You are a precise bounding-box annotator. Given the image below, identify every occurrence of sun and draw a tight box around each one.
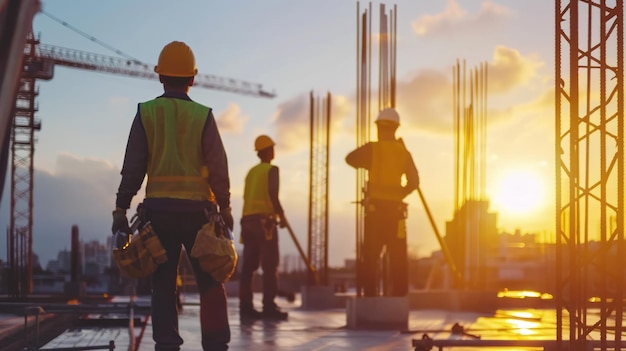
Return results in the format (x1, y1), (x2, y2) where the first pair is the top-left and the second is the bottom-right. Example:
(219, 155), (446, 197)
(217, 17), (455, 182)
(492, 170), (546, 215)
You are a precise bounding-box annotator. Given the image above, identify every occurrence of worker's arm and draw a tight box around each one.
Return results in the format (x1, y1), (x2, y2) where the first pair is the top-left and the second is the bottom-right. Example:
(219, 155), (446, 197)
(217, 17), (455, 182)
(202, 109), (231, 210)
(268, 166), (284, 216)
(115, 107), (148, 210)
(401, 152), (420, 199)
(345, 142), (372, 169)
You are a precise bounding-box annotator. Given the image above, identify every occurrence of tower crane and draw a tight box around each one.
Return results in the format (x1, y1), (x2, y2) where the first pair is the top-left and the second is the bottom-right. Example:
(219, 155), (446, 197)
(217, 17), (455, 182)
(7, 32), (276, 297)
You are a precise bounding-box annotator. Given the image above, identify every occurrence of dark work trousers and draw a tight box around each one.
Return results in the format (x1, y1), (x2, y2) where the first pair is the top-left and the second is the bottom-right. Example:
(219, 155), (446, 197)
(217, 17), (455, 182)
(147, 210), (230, 351)
(238, 216), (280, 310)
(363, 200), (408, 297)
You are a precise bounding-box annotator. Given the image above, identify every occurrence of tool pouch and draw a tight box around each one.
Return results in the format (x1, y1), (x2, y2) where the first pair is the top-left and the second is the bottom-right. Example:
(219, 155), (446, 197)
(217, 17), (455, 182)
(191, 210), (238, 283)
(112, 203), (168, 279)
(260, 215), (277, 240)
(112, 221), (168, 279)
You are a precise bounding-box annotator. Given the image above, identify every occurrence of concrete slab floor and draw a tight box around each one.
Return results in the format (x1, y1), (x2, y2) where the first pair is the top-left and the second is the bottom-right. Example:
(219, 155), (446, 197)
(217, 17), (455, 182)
(34, 293), (567, 351)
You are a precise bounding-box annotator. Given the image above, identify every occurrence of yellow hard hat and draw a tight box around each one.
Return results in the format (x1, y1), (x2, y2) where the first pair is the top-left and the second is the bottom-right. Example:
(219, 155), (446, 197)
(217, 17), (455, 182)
(375, 107), (400, 126)
(154, 41), (198, 77)
(254, 135), (275, 151)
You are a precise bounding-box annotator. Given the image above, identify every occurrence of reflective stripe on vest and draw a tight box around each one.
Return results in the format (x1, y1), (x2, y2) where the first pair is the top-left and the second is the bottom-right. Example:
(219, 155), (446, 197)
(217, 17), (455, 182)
(367, 140), (408, 202)
(242, 163), (275, 216)
(140, 98), (213, 201)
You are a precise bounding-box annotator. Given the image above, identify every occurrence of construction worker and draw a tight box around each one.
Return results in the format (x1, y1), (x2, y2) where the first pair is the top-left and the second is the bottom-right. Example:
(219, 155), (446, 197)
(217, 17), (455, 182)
(345, 107), (419, 297)
(111, 41), (232, 351)
(238, 135), (289, 321)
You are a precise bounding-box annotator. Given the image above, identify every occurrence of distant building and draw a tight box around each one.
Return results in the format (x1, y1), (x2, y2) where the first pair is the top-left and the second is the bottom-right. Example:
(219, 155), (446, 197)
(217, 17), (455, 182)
(35, 238), (114, 294)
(445, 199), (498, 290)
(82, 240), (109, 276)
(46, 249), (72, 273)
(484, 230), (552, 292)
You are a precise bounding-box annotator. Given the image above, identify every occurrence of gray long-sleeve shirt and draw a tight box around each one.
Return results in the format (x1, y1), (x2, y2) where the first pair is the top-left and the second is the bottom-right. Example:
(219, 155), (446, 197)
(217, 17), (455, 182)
(115, 91), (230, 212)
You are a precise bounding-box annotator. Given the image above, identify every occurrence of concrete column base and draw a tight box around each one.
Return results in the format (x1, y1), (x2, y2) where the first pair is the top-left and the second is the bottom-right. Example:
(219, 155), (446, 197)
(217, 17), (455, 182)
(346, 296), (408, 330)
(300, 285), (343, 310)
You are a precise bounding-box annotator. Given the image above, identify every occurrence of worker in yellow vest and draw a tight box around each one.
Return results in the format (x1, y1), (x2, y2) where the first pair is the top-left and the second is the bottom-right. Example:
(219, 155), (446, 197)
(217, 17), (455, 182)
(112, 41), (232, 350)
(238, 135), (288, 321)
(345, 107), (420, 297)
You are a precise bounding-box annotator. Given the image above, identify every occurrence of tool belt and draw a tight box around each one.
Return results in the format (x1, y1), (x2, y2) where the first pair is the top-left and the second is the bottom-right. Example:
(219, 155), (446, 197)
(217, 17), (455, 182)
(365, 199), (408, 220)
(241, 214), (277, 241)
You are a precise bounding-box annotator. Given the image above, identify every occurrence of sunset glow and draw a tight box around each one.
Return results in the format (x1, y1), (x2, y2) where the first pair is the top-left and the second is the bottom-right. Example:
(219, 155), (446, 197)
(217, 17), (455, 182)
(492, 170), (546, 216)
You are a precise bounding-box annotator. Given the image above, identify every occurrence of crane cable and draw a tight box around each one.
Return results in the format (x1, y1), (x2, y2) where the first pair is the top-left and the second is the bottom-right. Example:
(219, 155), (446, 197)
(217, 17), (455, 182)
(39, 9), (142, 64)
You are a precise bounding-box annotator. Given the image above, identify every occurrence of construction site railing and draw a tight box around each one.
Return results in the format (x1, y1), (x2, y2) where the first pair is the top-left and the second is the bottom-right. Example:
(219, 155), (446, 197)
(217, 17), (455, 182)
(34, 341), (115, 351)
(16, 301), (146, 351)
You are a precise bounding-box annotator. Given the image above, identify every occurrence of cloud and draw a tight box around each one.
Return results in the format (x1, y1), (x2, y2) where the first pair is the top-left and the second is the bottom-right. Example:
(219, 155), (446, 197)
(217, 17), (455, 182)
(489, 46), (542, 93)
(523, 87), (554, 113)
(265, 48), (544, 141)
(271, 93), (353, 153)
(412, 0), (512, 37)
(0, 154), (129, 266)
(488, 86), (554, 129)
(215, 103), (248, 134)
(392, 45), (545, 134)
(271, 94), (309, 153)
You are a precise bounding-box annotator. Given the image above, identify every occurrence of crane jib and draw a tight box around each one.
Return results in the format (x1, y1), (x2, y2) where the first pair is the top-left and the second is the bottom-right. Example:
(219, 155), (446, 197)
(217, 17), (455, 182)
(33, 43), (276, 98)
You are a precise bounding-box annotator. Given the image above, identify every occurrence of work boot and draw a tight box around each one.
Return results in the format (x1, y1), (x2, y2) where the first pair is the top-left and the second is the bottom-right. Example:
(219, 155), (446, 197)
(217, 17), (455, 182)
(262, 306), (288, 320)
(240, 305), (263, 320)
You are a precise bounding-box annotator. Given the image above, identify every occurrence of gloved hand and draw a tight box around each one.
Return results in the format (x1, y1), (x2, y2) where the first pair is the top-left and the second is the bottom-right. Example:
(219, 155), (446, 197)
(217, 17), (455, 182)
(111, 208), (131, 234)
(278, 213), (287, 228)
(220, 206), (234, 231)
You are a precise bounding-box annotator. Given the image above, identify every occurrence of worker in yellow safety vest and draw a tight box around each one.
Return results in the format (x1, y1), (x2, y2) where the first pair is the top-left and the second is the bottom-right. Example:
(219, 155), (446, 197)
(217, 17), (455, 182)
(238, 135), (289, 321)
(111, 41), (232, 350)
(345, 107), (420, 297)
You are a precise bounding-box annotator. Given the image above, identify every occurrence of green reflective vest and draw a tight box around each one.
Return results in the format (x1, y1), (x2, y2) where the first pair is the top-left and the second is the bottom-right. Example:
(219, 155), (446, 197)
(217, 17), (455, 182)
(242, 162), (275, 216)
(140, 98), (213, 201)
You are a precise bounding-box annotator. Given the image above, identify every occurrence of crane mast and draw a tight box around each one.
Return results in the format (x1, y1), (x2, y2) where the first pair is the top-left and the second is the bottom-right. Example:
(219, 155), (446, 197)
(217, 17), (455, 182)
(8, 32), (276, 297)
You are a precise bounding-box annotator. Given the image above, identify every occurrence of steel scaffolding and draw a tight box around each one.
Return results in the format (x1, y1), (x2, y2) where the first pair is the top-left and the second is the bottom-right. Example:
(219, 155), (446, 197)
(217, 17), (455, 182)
(556, 0), (625, 349)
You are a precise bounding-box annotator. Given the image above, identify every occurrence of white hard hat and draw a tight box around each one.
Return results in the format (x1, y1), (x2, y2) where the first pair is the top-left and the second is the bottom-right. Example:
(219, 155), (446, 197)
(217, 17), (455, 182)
(375, 107), (400, 126)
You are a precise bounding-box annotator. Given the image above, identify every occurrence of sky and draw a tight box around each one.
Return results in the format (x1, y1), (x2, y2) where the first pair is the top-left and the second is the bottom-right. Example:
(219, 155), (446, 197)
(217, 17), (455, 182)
(0, 0), (558, 267)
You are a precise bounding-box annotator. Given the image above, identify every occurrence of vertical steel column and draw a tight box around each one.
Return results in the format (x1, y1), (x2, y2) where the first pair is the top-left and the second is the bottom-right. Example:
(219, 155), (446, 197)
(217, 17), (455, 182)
(556, 1), (624, 349)
(449, 60), (488, 289)
(355, 2), (396, 296)
(307, 92), (331, 286)
(355, 1), (371, 297)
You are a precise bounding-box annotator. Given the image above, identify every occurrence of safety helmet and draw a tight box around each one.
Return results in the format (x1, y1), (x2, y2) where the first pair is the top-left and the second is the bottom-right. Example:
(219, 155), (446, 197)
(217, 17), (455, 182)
(254, 135), (275, 151)
(154, 41), (198, 77)
(112, 222), (168, 279)
(375, 107), (400, 126)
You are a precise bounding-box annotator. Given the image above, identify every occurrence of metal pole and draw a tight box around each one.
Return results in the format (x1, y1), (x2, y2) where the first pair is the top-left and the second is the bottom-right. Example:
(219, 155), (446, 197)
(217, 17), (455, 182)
(416, 187), (463, 287)
(283, 220), (318, 284)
